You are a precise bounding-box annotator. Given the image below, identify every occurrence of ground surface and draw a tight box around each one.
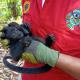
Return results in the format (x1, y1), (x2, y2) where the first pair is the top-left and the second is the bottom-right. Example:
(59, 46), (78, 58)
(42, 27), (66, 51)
(0, 44), (19, 80)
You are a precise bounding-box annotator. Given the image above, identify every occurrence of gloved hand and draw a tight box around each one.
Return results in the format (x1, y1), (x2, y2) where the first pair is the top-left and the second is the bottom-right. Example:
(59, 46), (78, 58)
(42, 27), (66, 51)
(22, 40), (59, 67)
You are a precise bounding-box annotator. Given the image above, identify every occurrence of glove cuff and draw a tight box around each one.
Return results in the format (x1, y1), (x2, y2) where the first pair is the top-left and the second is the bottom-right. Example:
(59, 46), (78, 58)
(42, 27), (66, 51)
(36, 43), (59, 67)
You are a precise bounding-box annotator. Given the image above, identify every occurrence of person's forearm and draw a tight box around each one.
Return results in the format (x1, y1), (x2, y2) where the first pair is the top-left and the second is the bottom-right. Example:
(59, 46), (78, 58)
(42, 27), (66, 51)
(56, 53), (80, 79)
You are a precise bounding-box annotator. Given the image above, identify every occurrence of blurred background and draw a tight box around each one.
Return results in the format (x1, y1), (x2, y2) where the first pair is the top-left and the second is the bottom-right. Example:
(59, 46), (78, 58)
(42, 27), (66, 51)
(0, 0), (22, 80)
(0, 0), (22, 28)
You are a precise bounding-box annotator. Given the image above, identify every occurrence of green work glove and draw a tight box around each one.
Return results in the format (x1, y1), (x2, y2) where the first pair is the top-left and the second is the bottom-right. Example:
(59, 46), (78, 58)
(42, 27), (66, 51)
(22, 40), (59, 67)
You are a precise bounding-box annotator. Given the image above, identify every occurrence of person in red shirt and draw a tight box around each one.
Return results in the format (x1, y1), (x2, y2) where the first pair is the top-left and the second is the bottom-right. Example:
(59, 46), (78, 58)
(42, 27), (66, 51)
(20, 0), (80, 80)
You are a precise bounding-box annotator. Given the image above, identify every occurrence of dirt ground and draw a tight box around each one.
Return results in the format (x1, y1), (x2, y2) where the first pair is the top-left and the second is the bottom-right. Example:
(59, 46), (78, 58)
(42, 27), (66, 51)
(0, 44), (19, 80)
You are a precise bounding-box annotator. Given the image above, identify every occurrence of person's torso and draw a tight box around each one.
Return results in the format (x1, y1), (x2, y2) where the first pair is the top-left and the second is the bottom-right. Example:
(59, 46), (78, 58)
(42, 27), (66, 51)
(22, 0), (80, 80)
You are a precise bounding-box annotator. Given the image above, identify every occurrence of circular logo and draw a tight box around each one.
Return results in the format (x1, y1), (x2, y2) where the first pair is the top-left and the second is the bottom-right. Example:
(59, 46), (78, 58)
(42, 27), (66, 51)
(23, 1), (30, 13)
(66, 9), (80, 30)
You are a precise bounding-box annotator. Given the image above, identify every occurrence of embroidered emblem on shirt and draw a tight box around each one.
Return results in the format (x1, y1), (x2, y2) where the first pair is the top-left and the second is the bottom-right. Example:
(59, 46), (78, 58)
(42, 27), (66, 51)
(66, 9), (80, 30)
(23, 1), (30, 13)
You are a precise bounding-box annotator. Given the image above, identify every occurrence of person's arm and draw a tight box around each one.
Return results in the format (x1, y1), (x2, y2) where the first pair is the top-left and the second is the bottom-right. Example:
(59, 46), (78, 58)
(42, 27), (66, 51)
(22, 40), (80, 79)
(56, 53), (80, 79)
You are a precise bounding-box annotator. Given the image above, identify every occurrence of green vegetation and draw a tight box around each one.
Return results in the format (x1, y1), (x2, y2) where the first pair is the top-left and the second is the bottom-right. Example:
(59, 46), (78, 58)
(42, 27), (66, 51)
(0, 0), (22, 26)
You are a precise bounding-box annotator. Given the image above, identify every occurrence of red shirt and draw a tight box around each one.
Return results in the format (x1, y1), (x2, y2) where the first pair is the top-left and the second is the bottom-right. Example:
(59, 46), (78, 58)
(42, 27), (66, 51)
(22, 0), (80, 80)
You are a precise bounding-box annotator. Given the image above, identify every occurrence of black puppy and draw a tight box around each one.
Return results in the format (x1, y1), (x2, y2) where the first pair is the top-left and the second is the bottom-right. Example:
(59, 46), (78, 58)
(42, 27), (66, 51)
(0, 22), (32, 61)
(1, 22), (55, 62)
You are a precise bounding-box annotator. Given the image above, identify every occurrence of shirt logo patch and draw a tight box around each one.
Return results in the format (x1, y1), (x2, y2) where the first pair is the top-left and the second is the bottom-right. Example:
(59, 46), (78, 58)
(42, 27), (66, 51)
(66, 9), (80, 30)
(23, 1), (30, 13)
